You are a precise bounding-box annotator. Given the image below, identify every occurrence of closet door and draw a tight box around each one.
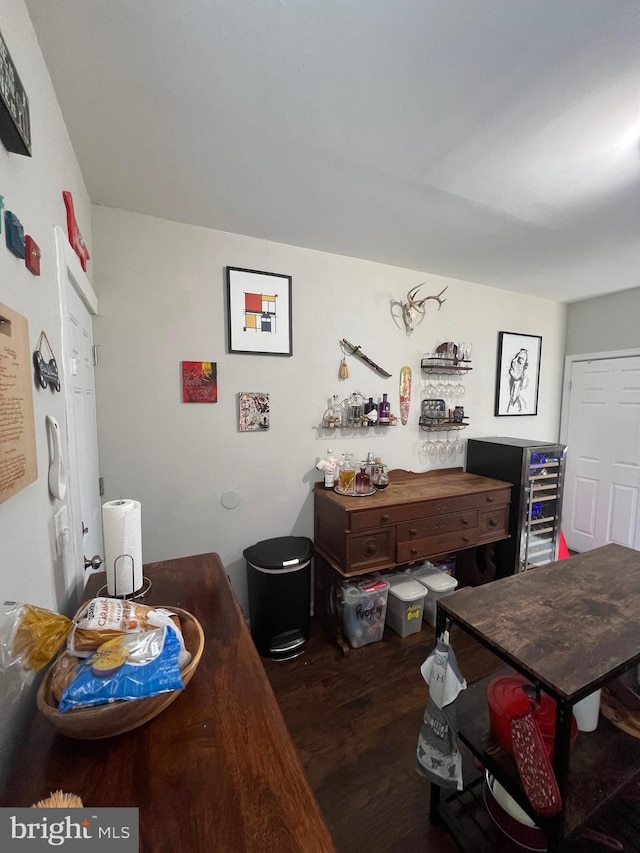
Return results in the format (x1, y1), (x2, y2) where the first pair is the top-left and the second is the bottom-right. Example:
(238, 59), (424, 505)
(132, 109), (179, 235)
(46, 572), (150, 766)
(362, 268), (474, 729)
(563, 355), (640, 552)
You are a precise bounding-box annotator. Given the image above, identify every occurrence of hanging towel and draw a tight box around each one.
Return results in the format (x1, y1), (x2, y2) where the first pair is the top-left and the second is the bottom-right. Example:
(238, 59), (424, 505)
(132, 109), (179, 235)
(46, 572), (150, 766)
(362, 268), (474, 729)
(416, 630), (467, 791)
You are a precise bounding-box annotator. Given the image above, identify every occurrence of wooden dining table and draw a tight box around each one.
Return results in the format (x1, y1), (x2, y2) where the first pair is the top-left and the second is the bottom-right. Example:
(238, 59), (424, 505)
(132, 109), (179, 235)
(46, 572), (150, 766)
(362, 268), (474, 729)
(0, 553), (336, 853)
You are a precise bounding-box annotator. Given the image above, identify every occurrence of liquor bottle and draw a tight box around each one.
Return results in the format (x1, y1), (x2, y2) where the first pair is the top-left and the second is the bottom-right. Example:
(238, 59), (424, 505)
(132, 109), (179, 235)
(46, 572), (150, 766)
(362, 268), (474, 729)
(348, 392), (362, 426)
(372, 457), (390, 489)
(324, 449), (337, 489)
(338, 453), (355, 494)
(378, 393), (390, 425)
(364, 397), (377, 415)
(355, 461), (372, 494)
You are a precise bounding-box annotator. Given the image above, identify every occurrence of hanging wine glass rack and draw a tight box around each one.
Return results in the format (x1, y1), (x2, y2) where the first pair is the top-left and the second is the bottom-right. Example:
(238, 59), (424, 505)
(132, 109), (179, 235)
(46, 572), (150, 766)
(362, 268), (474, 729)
(420, 357), (473, 376)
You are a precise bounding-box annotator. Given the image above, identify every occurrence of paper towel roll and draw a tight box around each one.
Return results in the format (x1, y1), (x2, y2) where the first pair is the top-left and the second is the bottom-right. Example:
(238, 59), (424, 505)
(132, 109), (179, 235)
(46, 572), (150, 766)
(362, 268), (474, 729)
(102, 499), (143, 596)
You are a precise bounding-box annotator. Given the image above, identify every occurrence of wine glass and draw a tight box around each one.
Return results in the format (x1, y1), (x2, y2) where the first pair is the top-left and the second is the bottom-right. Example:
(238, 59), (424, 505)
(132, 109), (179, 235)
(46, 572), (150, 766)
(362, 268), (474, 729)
(446, 430), (457, 457)
(425, 377), (437, 397)
(436, 376), (448, 398)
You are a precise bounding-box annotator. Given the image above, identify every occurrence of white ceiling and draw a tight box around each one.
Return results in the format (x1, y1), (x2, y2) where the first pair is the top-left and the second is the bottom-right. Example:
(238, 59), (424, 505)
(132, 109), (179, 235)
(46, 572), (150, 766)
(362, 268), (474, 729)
(25, 0), (640, 303)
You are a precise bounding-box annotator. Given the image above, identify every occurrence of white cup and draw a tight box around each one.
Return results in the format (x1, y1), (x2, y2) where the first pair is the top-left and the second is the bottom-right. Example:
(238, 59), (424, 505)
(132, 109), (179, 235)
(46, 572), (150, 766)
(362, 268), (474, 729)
(573, 689), (601, 732)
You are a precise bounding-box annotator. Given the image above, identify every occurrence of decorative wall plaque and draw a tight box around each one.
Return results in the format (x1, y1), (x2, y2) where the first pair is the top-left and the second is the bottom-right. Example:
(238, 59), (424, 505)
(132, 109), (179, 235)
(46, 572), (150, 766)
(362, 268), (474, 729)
(0, 302), (37, 504)
(0, 28), (31, 156)
(62, 191), (90, 270)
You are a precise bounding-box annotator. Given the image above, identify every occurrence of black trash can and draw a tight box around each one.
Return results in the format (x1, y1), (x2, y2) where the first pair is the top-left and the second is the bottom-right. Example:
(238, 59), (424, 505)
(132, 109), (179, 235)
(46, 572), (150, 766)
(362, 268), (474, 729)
(244, 535), (313, 660)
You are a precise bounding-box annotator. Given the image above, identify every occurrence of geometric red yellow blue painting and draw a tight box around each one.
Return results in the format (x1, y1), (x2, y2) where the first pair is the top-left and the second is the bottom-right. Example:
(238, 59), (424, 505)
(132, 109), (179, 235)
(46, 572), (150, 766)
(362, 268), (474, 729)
(243, 292), (277, 333)
(227, 267), (292, 356)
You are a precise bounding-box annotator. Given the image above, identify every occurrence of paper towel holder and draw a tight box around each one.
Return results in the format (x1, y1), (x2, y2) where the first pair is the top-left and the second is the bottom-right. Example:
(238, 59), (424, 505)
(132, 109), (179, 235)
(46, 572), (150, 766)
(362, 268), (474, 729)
(97, 554), (152, 600)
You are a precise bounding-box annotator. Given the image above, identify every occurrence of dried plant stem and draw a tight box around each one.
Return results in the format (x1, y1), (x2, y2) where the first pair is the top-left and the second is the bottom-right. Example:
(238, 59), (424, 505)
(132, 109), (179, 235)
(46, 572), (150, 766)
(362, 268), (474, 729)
(31, 790), (83, 808)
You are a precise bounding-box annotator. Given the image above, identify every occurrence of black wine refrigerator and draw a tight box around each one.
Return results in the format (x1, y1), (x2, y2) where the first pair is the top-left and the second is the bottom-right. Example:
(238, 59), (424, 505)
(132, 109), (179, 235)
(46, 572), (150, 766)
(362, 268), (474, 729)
(466, 436), (567, 578)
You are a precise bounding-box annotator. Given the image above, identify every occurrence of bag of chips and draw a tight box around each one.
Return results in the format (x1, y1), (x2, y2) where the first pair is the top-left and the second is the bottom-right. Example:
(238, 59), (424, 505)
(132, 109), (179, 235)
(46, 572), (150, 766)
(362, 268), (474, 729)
(0, 601), (72, 673)
(58, 623), (185, 711)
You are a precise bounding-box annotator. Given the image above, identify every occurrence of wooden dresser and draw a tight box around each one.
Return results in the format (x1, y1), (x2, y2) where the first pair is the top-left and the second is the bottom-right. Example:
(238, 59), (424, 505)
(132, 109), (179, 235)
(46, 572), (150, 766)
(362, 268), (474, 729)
(0, 553), (336, 853)
(313, 468), (512, 650)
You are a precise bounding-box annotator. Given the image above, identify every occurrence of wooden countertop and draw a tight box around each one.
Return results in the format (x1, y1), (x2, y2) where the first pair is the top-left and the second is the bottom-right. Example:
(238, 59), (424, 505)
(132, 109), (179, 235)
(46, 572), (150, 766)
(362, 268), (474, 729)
(315, 467), (512, 510)
(440, 542), (640, 701)
(0, 553), (336, 853)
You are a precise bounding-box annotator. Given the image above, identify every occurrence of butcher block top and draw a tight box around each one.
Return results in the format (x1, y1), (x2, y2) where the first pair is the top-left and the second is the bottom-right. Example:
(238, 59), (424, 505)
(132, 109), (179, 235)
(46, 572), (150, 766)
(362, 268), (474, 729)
(440, 542), (640, 701)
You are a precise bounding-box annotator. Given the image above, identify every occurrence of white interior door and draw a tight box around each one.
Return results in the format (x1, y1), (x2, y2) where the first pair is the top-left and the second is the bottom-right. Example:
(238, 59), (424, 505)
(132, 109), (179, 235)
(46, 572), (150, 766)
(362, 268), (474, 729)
(55, 227), (103, 595)
(562, 354), (640, 552)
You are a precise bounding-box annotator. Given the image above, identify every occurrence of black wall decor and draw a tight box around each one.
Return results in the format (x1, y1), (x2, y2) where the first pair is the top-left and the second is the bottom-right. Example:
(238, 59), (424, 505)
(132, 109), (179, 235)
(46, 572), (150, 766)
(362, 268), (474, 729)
(0, 28), (31, 156)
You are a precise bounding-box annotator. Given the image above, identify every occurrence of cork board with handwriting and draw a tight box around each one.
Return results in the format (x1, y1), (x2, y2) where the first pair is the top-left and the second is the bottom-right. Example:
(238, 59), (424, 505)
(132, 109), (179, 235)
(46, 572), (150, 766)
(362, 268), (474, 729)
(0, 302), (37, 503)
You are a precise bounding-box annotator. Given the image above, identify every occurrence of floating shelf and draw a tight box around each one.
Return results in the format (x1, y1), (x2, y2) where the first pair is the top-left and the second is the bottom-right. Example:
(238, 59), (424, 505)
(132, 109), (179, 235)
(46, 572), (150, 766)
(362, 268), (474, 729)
(419, 419), (469, 431)
(421, 357), (473, 375)
(319, 421), (397, 430)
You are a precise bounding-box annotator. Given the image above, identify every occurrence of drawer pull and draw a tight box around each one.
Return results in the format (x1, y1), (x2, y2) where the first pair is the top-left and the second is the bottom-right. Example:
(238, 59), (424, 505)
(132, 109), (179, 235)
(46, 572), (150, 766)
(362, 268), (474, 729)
(486, 515), (499, 529)
(461, 518), (469, 525)
(381, 513), (390, 522)
(410, 528), (418, 536)
(410, 548), (418, 556)
(364, 540), (379, 555)
(486, 496), (495, 503)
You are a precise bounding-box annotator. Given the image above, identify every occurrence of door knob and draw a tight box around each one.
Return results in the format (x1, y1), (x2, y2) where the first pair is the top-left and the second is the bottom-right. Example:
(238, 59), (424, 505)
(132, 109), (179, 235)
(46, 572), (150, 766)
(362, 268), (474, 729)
(84, 554), (103, 571)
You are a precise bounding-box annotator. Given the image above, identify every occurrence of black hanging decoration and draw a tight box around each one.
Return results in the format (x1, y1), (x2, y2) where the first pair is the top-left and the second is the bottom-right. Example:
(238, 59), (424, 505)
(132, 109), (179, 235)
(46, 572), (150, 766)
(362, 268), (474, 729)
(33, 330), (61, 392)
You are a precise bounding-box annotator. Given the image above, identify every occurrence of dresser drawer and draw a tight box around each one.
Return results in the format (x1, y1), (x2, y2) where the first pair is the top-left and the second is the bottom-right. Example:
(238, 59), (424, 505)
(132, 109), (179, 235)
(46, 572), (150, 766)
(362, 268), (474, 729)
(349, 488), (511, 530)
(349, 507), (398, 531)
(345, 529), (396, 573)
(397, 510), (477, 542)
(478, 506), (509, 541)
(397, 528), (479, 563)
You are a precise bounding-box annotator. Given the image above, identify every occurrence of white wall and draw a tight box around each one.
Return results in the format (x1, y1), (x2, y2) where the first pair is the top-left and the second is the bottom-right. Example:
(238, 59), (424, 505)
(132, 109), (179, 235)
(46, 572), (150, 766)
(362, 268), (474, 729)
(92, 205), (567, 615)
(566, 288), (640, 356)
(0, 2), (92, 790)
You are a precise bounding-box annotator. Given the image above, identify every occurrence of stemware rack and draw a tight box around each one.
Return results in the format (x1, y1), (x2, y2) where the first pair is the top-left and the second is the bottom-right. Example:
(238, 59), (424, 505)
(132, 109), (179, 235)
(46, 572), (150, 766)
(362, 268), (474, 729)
(420, 357), (473, 376)
(419, 419), (469, 431)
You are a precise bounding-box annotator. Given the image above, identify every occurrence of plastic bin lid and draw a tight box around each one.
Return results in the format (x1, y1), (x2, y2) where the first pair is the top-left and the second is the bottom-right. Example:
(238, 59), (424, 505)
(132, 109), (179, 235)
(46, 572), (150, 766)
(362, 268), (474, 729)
(414, 570), (458, 593)
(347, 576), (389, 593)
(242, 535), (314, 569)
(387, 576), (428, 602)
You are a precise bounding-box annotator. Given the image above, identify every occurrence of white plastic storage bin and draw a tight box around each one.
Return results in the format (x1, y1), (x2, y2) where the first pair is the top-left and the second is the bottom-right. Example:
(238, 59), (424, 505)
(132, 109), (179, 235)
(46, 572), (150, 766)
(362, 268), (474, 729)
(410, 566), (458, 626)
(383, 573), (427, 637)
(340, 575), (389, 648)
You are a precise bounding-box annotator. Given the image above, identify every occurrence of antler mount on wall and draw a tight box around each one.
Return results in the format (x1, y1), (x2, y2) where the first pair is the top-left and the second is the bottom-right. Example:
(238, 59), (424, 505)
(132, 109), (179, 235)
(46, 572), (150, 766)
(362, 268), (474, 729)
(391, 284), (447, 336)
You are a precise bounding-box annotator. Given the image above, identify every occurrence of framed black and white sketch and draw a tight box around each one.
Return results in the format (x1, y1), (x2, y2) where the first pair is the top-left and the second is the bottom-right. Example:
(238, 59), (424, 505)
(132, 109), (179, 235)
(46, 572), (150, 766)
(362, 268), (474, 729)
(495, 331), (542, 416)
(226, 267), (292, 356)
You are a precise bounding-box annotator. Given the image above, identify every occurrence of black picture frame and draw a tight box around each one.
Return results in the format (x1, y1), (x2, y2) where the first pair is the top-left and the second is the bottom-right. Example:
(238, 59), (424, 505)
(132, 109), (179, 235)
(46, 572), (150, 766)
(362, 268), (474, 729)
(495, 331), (542, 416)
(226, 267), (293, 356)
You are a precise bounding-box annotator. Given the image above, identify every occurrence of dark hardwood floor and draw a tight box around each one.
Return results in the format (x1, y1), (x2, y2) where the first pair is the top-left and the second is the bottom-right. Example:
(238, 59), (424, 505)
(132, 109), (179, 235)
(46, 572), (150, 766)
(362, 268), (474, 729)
(263, 617), (502, 853)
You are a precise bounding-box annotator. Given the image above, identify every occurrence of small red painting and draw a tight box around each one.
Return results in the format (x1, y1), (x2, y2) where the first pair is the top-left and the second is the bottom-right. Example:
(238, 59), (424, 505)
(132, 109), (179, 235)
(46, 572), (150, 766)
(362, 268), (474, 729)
(181, 361), (218, 403)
